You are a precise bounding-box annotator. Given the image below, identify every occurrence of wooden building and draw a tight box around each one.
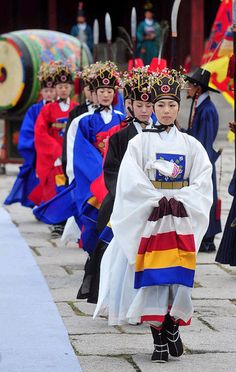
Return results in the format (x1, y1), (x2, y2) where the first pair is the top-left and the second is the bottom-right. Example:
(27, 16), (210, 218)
(0, 0), (221, 69)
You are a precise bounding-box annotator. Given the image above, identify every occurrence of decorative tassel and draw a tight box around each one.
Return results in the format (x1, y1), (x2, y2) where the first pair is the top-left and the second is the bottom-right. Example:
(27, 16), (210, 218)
(216, 198), (222, 220)
(227, 54), (235, 79)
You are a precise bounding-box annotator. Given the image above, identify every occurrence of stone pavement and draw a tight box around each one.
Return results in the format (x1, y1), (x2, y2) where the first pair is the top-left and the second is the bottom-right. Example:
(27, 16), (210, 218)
(0, 94), (236, 371)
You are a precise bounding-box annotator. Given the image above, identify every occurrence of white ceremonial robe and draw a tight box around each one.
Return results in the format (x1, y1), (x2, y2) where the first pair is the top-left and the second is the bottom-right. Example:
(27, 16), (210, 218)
(66, 112), (92, 184)
(94, 126), (213, 325)
(62, 112), (92, 244)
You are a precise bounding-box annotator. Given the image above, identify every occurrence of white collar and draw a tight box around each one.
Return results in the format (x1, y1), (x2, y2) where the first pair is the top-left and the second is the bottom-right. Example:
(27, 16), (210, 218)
(158, 125), (177, 140)
(58, 97), (70, 112)
(196, 91), (209, 107)
(100, 105), (112, 124)
(133, 117), (153, 133)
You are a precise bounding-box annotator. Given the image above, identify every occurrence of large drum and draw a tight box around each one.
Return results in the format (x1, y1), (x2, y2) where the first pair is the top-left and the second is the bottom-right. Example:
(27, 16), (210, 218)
(0, 29), (92, 113)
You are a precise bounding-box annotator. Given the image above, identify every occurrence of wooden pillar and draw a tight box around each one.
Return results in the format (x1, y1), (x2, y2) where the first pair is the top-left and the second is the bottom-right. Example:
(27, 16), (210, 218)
(176, 0), (191, 68)
(191, 0), (204, 69)
(48, 0), (57, 30)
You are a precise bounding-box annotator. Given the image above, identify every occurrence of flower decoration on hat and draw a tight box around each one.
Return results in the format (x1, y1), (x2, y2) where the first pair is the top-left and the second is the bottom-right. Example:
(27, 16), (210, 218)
(50, 61), (74, 85)
(91, 61), (121, 90)
(77, 63), (98, 91)
(122, 69), (136, 100)
(122, 65), (158, 103)
(123, 81), (133, 101)
(153, 68), (187, 103)
(38, 62), (56, 89)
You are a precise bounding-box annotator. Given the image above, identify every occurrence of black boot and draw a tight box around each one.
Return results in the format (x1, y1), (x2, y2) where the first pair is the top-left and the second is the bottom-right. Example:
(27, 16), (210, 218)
(150, 325), (168, 363)
(199, 237), (216, 252)
(162, 313), (184, 357)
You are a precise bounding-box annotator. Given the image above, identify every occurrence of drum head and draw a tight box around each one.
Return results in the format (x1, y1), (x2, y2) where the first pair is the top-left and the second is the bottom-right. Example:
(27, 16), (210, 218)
(0, 39), (24, 110)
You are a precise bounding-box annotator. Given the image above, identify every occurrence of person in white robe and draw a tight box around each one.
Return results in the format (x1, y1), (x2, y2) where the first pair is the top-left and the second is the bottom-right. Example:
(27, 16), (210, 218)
(94, 70), (213, 363)
(61, 67), (97, 244)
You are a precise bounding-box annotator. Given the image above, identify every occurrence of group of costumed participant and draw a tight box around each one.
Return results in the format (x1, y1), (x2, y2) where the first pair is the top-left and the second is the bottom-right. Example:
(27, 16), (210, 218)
(78, 66), (157, 302)
(5, 60), (214, 363)
(5, 61), (78, 237)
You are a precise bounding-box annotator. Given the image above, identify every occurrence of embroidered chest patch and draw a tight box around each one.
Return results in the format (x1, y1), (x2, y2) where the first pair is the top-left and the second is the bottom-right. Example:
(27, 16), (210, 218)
(155, 153), (186, 181)
(57, 117), (68, 137)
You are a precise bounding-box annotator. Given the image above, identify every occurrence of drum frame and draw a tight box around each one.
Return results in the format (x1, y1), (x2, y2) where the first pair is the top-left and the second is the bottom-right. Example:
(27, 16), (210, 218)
(0, 114), (24, 164)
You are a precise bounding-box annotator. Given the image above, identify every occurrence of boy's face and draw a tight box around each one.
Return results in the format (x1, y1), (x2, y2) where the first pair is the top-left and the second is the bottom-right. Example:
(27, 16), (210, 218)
(55, 83), (72, 100)
(154, 99), (179, 125)
(132, 100), (153, 123)
(41, 87), (56, 102)
(96, 87), (114, 106)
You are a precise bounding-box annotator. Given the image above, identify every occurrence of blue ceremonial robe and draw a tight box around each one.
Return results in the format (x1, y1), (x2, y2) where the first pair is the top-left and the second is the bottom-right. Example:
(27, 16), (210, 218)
(188, 96), (221, 238)
(73, 109), (125, 253)
(34, 109), (125, 252)
(33, 179), (78, 224)
(114, 91), (125, 115)
(4, 100), (44, 208)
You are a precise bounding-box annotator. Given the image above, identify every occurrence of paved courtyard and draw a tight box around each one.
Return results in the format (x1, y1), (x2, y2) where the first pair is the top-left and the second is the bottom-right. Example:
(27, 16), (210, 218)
(0, 93), (236, 371)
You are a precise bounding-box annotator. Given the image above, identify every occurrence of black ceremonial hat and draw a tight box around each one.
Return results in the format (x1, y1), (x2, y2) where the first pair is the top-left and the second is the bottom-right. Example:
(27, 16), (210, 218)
(153, 75), (181, 103)
(185, 67), (220, 93)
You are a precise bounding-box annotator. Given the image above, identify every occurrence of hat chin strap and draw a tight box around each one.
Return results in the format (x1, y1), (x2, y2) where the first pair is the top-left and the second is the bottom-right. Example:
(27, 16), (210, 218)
(95, 104), (110, 112)
(127, 106), (150, 127)
(154, 122), (174, 131)
(143, 123), (174, 133)
(187, 92), (197, 130)
(57, 97), (67, 103)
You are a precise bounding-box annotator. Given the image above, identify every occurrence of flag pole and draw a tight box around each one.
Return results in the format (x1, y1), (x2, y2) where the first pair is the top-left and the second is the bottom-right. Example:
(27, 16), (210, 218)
(233, 0), (236, 170)
(170, 0), (182, 69)
(131, 7), (137, 68)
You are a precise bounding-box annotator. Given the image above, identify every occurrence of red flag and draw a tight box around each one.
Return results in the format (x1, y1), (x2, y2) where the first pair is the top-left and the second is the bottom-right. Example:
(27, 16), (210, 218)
(202, 0), (232, 65)
(201, 0), (234, 108)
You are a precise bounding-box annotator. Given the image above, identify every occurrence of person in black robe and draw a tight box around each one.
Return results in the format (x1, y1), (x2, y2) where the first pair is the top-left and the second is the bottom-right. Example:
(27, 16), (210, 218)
(77, 69), (156, 303)
(216, 121), (236, 265)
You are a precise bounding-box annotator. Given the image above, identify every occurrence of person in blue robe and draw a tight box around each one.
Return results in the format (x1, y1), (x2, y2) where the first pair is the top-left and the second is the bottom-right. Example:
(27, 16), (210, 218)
(186, 67), (222, 252)
(114, 90), (125, 114)
(73, 63), (125, 255)
(4, 71), (56, 208)
(33, 64), (125, 224)
(33, 62), (124, 247)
